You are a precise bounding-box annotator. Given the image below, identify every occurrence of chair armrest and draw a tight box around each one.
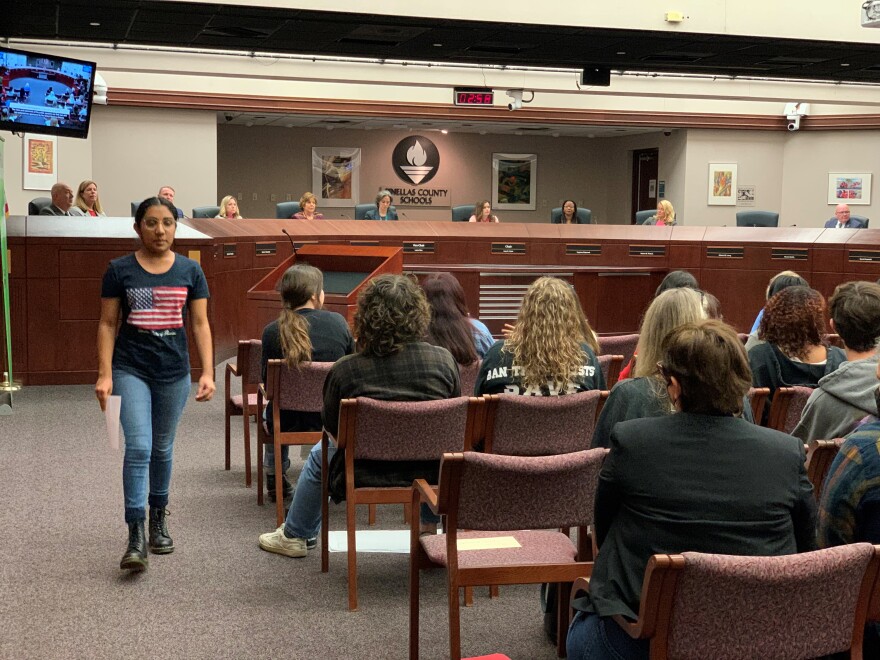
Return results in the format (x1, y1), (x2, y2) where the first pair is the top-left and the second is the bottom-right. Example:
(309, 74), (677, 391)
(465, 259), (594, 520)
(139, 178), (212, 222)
(612, 614), (644, 640)
(259, 383), (268, 401)
(570, 576), (591, 606)
(412, 479), (439, 514)
(226, 362), (239, 377)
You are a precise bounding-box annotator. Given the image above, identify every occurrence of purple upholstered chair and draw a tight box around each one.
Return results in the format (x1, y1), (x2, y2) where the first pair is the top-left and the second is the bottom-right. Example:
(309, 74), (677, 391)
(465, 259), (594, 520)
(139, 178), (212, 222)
(576, 544), (880, 660)
(597, 354), (624, 389)
(767, 385), (814, 433)
(458, 360), (482, 398)
(597, 333), (639, 366)
(409, 448), (609, 659)
(224, 339), (262, 487)
(320, 396), (483, 611)
(806, 437), (845, 500)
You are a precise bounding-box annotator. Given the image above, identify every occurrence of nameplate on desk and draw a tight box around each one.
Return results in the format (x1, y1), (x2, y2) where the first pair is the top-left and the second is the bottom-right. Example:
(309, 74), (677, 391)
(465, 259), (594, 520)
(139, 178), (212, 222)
(294, 241), (318, 250)
(223, 244), (237, 258)
(772, 248), (808, 261)
(707, 246), (744, 259)
(255, 242), (276, 256)
(350, 240), (380, 246)
(629, 245), (665, 257)
(491, 242), (526, 255)
(849, 250), (880, 263)
(566, 244), (601, 256)
(403, 241), (436, 254)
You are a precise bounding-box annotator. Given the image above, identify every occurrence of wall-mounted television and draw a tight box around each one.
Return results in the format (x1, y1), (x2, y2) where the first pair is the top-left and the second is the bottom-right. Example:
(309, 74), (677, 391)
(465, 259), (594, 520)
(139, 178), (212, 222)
(0, 46), (97, 139)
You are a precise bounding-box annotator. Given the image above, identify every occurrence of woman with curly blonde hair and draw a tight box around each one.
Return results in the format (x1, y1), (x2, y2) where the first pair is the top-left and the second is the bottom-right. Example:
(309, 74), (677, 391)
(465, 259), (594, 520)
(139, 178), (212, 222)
(475, 277), (604, 396)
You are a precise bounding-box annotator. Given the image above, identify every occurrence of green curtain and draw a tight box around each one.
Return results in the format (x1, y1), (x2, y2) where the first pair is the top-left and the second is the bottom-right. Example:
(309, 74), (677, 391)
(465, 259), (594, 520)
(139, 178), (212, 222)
(0, 135), (13, 384)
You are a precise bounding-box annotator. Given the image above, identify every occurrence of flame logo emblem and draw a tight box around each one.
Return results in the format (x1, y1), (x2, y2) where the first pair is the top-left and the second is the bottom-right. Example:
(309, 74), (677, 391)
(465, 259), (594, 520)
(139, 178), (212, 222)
(393, 136), (439, 185)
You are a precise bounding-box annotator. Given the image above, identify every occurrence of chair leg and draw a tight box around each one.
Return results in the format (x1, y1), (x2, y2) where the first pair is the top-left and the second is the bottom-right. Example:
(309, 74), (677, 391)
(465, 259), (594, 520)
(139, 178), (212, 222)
(368, 503), (376, 526)
(448, 579), (462, 660)
(274, 438), (285, 527)
(409, 555), (421, 659)
(403, 502), (411, 524)
(347, 498), (358, 611)
(464, 586), (473, 607)
(321, 439), (330, 574)
(243, 407), (253, 488)
(224, 408), (231, 471)
(256, 418), (264, 506)
(489, 585), (499, 599)
(556, 581), (572, 658)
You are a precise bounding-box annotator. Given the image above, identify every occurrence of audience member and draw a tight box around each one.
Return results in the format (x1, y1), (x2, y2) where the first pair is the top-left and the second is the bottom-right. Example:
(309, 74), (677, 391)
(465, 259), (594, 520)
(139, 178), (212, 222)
(569, 320), (816, 660)
(260, 264), (354, 503)
(363, 190), (398, 221)
(158, 186), (184, 219)
(793, 281), (880, 442)
(824, 203), (866, 229)
(422, 273), (494, 362)
(69, 180), (106, 217)
(592, 288), (707, 448)
(748, 286), (845, 421)
(553, 200), (587, 224)
(216, 195), (242, 219)
(258, 274), (459, 557)
(745, 270), (808, 350)
(291, 192), (324, 220)
(643, 199), (675, 226)
(39, 182), (75, 216)
(468, 200), (500, 223)
(474, 277), (604, 396)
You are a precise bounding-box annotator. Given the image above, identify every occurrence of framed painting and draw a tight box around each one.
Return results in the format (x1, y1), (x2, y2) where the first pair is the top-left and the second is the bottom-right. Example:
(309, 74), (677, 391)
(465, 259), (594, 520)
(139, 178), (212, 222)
(827, 173), (872, 205)
(492, 153), (537, 211)
(311, 147), (361, 208)
(23, 133), (57, 190)
(707, 163), (736, 206)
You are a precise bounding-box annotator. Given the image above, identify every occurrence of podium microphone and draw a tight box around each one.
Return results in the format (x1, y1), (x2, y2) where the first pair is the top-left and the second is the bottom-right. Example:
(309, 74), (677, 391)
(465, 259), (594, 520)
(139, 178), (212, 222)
(281, 228), (298, 258)
(400, 211), (408, 219)
(339, 213), (350, 219)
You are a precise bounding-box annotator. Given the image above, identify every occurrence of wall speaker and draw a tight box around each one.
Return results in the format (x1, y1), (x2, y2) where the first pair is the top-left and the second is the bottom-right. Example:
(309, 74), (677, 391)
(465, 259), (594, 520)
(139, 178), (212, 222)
(581, 67), (611, 87)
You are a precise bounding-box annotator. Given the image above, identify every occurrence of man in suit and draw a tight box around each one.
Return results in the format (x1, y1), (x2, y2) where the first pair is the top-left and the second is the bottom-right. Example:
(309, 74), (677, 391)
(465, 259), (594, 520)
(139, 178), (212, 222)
(157, 185), (185, 219)
(824, 203), (866, 228)
(39, 182), (74, 216)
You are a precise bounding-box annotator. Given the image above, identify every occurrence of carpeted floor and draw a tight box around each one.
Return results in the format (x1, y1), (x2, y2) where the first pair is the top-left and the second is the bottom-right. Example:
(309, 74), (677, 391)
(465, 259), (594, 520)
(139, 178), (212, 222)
(0, 365), (563, 660)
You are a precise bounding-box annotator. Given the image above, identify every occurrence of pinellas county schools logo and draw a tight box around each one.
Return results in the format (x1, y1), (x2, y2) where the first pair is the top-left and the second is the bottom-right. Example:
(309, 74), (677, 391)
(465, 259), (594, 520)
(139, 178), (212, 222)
(392, 136), (440, 185)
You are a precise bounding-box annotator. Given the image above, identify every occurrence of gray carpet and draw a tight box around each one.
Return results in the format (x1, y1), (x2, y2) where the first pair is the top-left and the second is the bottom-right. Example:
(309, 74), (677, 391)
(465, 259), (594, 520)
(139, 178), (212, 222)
(0, 365), (562, 660)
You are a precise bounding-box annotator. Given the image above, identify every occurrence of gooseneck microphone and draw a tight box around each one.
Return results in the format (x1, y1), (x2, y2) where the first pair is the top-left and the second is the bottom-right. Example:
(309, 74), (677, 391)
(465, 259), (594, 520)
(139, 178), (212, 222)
(281, 228), (298, 259)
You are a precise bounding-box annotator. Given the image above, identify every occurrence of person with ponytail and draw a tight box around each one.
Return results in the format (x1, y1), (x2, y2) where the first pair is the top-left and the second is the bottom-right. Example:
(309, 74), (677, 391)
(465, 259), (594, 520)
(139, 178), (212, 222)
(260, 264), (354, 502)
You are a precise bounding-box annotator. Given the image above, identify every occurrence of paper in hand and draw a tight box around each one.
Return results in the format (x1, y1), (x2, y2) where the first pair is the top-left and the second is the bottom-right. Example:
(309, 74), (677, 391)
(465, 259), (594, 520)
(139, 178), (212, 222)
(104, 395), (121, 450)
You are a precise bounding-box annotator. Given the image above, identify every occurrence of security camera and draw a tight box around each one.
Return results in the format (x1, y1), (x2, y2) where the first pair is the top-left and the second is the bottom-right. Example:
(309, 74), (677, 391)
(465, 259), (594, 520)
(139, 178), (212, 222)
(783, 102), (810, 132)
(663, 130), (672, 137)
(506, 89), (523, 111)
(786, 116), (801, 132)
(92, 72), (107, 105)
(224, 113), (234, 122)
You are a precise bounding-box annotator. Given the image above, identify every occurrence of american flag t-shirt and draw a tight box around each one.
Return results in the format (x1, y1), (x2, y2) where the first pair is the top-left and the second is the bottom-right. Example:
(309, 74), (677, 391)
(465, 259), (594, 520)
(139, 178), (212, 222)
(126, 286), (188, 331)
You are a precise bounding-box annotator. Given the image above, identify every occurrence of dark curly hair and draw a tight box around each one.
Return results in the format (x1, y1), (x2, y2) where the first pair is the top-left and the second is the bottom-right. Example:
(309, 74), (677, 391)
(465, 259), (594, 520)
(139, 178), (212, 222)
(759, 286), (828, 359)
(355, 274), (430, 357)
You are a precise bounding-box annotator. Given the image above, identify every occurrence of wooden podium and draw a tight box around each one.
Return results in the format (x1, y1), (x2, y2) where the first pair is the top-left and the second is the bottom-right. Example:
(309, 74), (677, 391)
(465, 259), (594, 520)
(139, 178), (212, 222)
(245, 244), (403, 337)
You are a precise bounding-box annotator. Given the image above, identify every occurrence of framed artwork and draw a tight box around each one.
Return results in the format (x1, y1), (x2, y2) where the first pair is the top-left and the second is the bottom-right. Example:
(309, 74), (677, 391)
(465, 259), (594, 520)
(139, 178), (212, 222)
(827, 172), (872, 205)
(492, 153), (537, 211)
(311, 147), (361, 208)
(737, 185), (756, 206)
(23, 133), (58, 190)
(707, 163), (736, 205)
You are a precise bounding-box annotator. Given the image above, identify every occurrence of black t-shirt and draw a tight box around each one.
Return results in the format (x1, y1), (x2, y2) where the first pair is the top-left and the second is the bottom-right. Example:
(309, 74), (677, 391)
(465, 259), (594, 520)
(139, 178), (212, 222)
(261, 308), (355, 432)
(474, 340), (606, 396)
(101, 253), (209, 383)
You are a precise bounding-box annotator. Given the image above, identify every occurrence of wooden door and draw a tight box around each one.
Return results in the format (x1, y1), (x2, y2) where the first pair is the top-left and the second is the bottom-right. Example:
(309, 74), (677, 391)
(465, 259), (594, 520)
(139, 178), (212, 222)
(631, 149), (659, 224)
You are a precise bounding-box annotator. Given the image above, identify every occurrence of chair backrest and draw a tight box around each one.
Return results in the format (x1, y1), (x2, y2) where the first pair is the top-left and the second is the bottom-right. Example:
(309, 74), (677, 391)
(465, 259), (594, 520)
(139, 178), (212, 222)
(634, 209), (655, 225)
(597, 354), (623, 389)
(806, 438), (844, 500)
(746, 387), (770, 425)
(451, 205), (473, 222)
(483, 390), (608, 456)
(276, 201), (299, 219)
(736, 210), (779, 227)
(130, 201), (140, 216)
(438, 448), (609, 531)
(340, 396), (478, 461)
(236, 340), (263, 392)
(354, 203), (375, 219)
(458, 360), (481, 398)
(737, 333), (749, 344)
(767, 385), (814, 433)
(193, 205), (221, 218)
(28, 197), (52, 215)
(824, 333), (845, 349)
(265, 359), (334, 413)
(641, 544), (880, 660)
(852, 215), (870, 228)
(550, 207), (592, 224)
(597, 334), (639, 366)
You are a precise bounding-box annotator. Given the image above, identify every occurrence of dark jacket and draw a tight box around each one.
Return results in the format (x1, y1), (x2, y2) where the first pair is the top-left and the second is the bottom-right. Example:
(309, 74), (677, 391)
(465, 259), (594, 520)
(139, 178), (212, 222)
(824, 217), (866, 229)
(39, 204), (71, 216)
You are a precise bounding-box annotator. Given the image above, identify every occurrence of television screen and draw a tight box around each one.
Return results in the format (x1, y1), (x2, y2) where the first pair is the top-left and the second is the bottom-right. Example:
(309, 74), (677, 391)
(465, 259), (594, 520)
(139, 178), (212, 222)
(0, 46), (97, 139)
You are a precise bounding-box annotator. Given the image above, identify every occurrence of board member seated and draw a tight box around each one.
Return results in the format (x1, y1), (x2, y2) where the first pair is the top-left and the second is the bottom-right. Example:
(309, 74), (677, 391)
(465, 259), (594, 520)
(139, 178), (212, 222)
(215, 195), (243, 219)
(468, 200), (499, 223)
(825, 203), (866, 229)
(158, 186), (184, 219)
(39, 182), (75, 216)
(291, 192), (324, 220)
(69, 180), (106, 217)
(363, 190), (398, 221)
(552, 199), (589, 224)
(643, 199), (676, 226)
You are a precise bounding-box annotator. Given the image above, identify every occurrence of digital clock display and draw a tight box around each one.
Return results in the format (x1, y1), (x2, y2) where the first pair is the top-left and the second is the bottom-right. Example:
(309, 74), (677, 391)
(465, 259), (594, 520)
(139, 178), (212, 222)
(453, 88), (494, 106)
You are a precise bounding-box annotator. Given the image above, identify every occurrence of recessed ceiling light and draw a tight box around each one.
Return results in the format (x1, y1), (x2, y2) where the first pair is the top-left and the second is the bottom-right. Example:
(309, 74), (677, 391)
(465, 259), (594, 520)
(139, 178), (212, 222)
(616, 51), (626, 55)
(841, 63), (850, 67)
(433, 43), (443, 47)
(440, 129), (448, 134)
(90, 21), (100, 26)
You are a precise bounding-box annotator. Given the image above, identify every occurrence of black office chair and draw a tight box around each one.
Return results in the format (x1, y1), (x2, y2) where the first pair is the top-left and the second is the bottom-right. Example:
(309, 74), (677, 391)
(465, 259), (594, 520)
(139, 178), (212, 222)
(130, 201), (141, 216)
(451, 205), (473, 222)
(276, 201), (299, 219)
(852, 215), (870, 228)
(28, 197), (52, 215)
(354, 203), (375, 220)
(550, 207), (593, 224)
(634, 209), (655, 225)
(192, 206), (221, 218)
(736, 211), (779, 227)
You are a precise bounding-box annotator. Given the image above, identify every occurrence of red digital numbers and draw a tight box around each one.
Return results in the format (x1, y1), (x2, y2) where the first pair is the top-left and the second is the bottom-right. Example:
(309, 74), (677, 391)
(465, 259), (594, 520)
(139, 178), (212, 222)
(454, 90), (493, 106)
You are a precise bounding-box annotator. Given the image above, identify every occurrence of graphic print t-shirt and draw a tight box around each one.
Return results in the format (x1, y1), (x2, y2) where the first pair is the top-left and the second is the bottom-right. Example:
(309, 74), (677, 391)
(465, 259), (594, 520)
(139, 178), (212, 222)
(101, 253), (209, 383)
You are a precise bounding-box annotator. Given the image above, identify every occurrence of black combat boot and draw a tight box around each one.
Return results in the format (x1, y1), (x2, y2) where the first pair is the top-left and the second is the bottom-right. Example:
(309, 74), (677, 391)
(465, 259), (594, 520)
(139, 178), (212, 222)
(266, 474), (293, 503)
(148, 507), (174, 554)
(120, 520), (148, 571)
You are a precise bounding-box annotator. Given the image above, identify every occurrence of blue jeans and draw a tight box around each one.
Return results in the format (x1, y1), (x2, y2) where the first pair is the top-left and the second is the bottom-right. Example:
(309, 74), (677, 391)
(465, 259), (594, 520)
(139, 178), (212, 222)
(263, 444), (290, 476)
(114, 369), (191, 523)
(282, 442), (440, 539)
(567, 611), (649, 660)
